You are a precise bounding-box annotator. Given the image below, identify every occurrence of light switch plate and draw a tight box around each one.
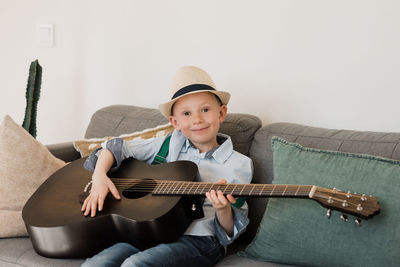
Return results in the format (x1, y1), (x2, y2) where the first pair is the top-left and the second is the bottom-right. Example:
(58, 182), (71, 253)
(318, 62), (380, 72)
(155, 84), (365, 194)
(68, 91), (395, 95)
(37, 24), (54, 47)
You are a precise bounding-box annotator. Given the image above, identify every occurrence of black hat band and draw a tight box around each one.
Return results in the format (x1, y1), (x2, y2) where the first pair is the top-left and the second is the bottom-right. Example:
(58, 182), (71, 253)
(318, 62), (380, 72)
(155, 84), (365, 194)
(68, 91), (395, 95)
(171, 84), (216, 100)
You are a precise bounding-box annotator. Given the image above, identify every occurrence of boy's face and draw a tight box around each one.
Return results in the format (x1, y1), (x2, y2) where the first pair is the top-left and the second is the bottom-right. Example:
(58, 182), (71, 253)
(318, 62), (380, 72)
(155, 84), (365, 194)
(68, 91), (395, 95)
(169, 92), (227, 153)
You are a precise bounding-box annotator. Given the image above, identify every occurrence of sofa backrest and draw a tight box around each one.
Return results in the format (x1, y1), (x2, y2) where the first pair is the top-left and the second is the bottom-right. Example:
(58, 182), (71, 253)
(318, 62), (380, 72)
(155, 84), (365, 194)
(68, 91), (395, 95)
(243, 122), (400, 243)
(86, 105), (400, 246)
(85, 105), (262, 156)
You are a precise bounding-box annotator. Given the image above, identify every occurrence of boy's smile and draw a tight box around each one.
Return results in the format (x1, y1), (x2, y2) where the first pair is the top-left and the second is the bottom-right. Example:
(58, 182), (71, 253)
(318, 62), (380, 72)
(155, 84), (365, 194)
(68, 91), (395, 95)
(169, 92), (227, 153)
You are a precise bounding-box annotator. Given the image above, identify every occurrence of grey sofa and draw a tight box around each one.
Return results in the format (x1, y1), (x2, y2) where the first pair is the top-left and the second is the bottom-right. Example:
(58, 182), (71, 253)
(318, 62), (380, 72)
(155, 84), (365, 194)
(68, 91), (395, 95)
(1, 104), (399, 267)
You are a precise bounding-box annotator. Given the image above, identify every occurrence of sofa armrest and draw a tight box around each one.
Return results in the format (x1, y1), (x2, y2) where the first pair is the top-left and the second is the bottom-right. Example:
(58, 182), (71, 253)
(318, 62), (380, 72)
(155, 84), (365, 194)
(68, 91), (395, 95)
(46, 142), (81, 162)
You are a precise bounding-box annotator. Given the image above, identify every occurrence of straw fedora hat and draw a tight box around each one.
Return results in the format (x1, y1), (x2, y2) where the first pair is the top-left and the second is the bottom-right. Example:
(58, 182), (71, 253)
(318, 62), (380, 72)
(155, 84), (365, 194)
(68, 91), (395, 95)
(158, 66), (230, 118)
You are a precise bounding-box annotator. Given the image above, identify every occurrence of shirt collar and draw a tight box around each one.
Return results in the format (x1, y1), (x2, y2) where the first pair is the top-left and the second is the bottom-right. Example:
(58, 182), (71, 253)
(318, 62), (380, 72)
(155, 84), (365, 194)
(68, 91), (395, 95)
(181, 132), (233, 164)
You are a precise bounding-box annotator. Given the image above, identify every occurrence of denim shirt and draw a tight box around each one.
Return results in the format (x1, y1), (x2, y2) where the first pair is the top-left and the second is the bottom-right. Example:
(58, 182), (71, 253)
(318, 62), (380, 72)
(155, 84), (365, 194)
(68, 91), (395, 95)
(84, 129), (253, 246)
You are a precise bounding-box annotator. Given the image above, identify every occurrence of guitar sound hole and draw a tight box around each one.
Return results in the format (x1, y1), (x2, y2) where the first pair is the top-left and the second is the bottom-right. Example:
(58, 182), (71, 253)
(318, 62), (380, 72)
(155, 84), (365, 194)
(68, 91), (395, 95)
(122, 179), (155, 199)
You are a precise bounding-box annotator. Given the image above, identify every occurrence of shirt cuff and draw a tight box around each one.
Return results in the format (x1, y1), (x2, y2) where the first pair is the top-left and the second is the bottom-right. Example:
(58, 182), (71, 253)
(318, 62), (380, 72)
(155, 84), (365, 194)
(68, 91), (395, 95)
(213, 206), (249, 246)
(83, 138), (124, 172)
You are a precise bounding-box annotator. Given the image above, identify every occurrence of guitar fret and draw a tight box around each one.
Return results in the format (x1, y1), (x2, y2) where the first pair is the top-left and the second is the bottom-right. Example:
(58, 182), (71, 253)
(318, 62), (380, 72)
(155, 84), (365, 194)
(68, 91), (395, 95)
(208, 183), (214, 193)
(249, 185), (255, 195)
(260, 184), (266, 196)
(176, 182), (184, 194)
(189, 182), (195, 195)
(282, 185), (288, 196)
(163, 181), (171, 194)
(239, 185), (245, 196)
(255, 185), (262, 195)
(212, 184), (216, 193)
(158, 182), (166, 194)
(218, 185), (222, 192)
(208, 183), (215, 193)
(170, 181), (177, 194)
(270, 184), (276, 196)
(169, 181), (175, 194)
(199, 183), (205, 194)
(295, 186), (300, 196)
(153, 181), (159, 194)
(185, 182), (191, 194)
(173, 181), (180, 194)
(200, 183), (209, 194)
(232, 184), (237, 195)
(194, 183), (201, 195)
(183, 182), (190, 194)
(208, 183), (217, 192)
(255, 185), (261, 195)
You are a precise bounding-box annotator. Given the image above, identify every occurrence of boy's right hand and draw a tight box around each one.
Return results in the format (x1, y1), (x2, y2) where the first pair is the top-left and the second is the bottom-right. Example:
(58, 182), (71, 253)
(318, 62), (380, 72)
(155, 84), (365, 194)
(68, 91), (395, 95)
(81, 172), (121, 217)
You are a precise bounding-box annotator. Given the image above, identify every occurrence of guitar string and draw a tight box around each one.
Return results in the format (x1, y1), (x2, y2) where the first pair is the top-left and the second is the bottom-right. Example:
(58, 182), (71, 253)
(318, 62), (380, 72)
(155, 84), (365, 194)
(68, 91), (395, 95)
(103, 179), (371, 210)
(109, 179), (369, 196)
(106, 178), (314, 196)
(111, 179), (311, 191)
(111, 179), (371, 202)
(110, 178), (312, 189)
(85, 179), (372, 213)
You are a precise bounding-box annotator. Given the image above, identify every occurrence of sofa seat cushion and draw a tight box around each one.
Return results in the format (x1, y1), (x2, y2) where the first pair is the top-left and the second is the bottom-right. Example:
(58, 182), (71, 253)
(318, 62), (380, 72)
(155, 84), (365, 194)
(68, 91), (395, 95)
(216, 253), (294, 267)
(0, 237), (83, 267)
(244, 137), (399, 267)
(0, 237), (291, 267)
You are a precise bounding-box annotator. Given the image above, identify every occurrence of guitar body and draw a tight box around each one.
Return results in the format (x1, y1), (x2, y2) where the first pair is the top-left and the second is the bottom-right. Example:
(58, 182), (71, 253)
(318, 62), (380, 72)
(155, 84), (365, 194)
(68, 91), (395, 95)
(22, 158), (198, 258)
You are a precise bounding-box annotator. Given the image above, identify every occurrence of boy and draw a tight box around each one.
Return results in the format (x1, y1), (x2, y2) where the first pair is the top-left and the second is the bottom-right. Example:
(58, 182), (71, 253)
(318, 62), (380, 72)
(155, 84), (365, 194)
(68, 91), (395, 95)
(81, 66), (253, 266)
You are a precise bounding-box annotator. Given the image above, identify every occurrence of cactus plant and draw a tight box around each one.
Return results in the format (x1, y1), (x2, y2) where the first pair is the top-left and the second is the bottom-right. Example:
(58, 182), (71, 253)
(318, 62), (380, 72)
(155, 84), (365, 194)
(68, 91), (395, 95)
(22, 60), (42, 138)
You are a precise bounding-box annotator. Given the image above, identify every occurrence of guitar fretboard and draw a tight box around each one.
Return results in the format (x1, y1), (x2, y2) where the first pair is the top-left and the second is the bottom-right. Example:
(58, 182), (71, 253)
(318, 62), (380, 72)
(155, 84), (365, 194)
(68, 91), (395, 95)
(112, 178), (314, 198)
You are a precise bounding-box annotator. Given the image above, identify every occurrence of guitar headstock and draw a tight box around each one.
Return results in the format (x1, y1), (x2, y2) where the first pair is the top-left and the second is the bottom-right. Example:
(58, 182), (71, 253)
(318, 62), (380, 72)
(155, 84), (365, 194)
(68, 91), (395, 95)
(311, 187), (380, 220)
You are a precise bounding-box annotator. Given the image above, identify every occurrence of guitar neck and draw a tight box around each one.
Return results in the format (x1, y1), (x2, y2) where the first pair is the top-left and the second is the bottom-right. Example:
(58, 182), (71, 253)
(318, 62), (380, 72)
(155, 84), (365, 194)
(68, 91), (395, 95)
(113, 178), (315, 198)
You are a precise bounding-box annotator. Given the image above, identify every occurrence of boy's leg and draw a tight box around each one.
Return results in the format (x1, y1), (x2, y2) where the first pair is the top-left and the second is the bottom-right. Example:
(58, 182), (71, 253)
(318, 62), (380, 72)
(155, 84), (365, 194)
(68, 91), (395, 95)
(121, 235), (224, 267)
(81, 242), (139, 267)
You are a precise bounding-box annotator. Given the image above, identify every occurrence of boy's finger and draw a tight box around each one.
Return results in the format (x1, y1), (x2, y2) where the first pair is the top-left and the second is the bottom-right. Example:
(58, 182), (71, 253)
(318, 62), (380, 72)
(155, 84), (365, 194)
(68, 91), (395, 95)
(81, 197), (88, 211)
(109, 184), (121, 200)
(83, 199), (91, 216)
(217, 191), (229, 205)
(90, 196), (98, 217)
(217, 179), (227, 184)
(208, 190), (218, 203)
(98, 197), (104, 211)
(227, 194), (236, 203)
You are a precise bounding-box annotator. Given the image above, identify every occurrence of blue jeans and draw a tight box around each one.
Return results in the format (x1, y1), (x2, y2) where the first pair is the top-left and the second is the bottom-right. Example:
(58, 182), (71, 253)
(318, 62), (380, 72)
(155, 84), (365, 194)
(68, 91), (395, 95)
(81, 235), (224, 267)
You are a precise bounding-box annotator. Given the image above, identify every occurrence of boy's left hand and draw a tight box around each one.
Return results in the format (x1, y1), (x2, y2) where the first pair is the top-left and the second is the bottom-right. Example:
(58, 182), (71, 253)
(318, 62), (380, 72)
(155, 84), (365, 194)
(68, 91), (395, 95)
(205, 179), (236, 211)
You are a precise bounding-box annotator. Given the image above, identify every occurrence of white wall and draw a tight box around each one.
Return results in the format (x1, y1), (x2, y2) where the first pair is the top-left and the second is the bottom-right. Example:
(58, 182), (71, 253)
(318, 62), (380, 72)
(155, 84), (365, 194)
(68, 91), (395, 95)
(1, 0), (400, 144)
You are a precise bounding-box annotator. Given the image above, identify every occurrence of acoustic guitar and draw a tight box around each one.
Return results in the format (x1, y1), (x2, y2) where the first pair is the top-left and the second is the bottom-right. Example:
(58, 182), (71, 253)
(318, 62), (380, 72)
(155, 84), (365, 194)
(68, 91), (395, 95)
(22, 157), (380, 258)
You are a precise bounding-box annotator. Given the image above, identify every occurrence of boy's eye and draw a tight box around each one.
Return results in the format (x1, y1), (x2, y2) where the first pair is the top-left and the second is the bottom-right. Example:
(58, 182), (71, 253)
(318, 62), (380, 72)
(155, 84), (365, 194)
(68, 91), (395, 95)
(201, 108), (209, 113)
(183, 111), (191, 116)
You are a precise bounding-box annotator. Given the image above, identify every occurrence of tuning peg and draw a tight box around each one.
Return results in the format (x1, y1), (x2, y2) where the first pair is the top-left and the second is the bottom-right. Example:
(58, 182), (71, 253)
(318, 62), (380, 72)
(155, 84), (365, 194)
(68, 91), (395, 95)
(340, 214), (348, 222)
(326, 209), (332, 219)
(355, 218), (362, 226)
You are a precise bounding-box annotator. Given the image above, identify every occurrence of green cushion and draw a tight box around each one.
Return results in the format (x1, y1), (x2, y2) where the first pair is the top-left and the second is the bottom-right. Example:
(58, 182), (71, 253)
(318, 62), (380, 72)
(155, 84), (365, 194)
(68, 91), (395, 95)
(243, 137), (400, 267)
